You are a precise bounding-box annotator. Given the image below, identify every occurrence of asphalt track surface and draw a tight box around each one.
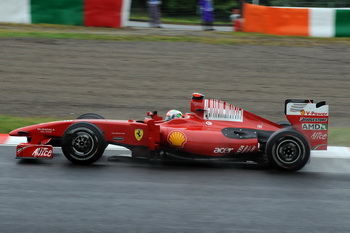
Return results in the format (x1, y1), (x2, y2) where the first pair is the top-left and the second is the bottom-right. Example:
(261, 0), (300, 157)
(1, 145), (350, 233)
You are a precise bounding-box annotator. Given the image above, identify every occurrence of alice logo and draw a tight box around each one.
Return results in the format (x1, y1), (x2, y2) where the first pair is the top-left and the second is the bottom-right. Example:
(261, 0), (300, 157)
(167, 131), (187, 148)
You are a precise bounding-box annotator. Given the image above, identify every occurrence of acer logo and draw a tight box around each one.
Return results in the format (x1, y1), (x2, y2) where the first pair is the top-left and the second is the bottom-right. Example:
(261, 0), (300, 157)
(32, 147), (52, 158)
(214, 148), (234, 153)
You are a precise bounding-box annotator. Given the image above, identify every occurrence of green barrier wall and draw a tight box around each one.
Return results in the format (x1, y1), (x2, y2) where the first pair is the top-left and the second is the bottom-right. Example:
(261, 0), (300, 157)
(31, 0), (83, 25)
(335, 10), (350, 37)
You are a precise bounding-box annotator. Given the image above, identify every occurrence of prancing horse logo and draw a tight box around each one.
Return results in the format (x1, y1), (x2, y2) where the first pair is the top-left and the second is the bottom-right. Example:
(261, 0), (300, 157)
(134, 129), (143, 141)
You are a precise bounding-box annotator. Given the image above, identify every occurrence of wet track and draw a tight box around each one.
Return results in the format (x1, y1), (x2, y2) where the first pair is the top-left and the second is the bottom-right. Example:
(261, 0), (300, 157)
(1, 146), (350, 233)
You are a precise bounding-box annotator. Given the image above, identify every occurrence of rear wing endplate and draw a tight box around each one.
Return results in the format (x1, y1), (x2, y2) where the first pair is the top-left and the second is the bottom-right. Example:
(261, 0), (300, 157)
(285, 99), (329, 150)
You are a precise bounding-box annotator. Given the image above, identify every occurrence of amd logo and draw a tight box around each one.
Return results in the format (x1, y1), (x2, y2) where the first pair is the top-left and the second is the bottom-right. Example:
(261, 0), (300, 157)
(302, 124), (327, 130)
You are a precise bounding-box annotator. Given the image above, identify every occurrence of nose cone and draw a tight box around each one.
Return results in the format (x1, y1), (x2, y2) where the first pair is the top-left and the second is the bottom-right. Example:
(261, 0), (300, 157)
(9, 128), (20, 136)
(9, 128), (30, 136)
(9, 124), (39, 136)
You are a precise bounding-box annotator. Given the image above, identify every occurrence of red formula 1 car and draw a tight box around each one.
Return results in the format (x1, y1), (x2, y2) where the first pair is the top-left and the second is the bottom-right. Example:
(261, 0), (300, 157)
(9, 93), (329, 171)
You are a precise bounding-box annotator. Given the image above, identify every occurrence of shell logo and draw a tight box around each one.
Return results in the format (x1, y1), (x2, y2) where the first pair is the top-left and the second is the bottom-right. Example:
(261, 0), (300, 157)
(167, 131), (187, 148)
(300, 110), (306, 115)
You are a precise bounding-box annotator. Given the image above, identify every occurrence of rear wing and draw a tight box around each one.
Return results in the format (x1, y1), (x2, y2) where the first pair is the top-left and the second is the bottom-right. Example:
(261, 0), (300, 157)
(285, 99), (329, 150)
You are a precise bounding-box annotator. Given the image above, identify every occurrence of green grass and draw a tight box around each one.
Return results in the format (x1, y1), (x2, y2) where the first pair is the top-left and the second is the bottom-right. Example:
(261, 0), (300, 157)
(0, 115), (58, 134)
(0, 29), (347, 46)
(1, 115), (348, 146)
(328, 127), (350, 147)
(0, 23), (349, 47)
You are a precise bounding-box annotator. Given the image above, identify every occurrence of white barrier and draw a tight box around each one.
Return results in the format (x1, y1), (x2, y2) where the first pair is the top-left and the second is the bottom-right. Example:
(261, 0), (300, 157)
(0, 0), (31, 24)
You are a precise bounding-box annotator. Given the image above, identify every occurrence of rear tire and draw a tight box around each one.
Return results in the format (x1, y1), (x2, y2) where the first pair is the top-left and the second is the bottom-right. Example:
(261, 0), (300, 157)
(61, 122), (106, 165)
(276, 121), (291, 128)
(266, 128), (310, 172)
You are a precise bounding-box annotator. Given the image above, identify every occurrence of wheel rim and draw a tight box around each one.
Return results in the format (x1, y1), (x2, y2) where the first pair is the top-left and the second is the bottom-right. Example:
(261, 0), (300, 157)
(275, 138), (302, 165)
(71, 132), (95, 158)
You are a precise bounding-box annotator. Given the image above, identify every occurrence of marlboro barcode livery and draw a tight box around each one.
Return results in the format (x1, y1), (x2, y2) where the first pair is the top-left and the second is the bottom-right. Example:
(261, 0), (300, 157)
(204, 99), (243, 122)
(9, 93), (329, 172)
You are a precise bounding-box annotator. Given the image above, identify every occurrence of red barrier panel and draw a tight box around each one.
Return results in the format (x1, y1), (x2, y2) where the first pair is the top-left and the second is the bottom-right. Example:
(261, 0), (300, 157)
(0, 134), (7, 144)
(243, 3), (309, 36)
(84, 0), (123, 28)
(266, 7), (309, 36)
(243, 4), (269, 33)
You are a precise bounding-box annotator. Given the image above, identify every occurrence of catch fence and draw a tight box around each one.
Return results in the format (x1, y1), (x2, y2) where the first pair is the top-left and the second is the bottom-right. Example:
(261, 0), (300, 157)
(131, 1), (350, 24)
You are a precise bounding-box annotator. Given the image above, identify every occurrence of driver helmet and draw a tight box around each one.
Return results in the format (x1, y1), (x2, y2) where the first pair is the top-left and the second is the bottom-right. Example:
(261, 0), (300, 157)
(165, 110), (183, 121)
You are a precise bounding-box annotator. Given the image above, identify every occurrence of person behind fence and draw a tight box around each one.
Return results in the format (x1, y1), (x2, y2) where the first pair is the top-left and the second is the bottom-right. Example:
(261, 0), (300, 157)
(197, 0), (215, 31)
(148, 0), (162, 28)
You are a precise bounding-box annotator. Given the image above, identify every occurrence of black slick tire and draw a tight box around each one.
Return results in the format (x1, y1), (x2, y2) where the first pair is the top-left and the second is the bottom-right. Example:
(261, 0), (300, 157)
(77, 113), (105, 119)
(61, 122), (106, 165)
(266, 128), (310, 172)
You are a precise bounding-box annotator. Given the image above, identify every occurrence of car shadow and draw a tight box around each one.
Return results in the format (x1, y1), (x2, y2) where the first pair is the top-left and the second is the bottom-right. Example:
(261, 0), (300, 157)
(107, 155), (273, 171)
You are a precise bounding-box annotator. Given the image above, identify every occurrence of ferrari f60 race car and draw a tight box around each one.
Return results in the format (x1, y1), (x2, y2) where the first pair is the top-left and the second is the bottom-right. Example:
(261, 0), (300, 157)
(9, 93), (329, 171)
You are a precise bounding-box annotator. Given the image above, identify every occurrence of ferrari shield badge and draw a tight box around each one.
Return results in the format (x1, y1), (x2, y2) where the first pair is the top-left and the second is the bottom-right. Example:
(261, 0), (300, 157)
(134, 129), (143, 141)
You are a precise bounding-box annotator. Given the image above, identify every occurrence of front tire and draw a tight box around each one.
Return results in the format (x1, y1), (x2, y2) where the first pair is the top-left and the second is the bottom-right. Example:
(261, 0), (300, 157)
(61, 122), (106, 165)
(266, 128), (310, 172)
(77, 113), (105, 119)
